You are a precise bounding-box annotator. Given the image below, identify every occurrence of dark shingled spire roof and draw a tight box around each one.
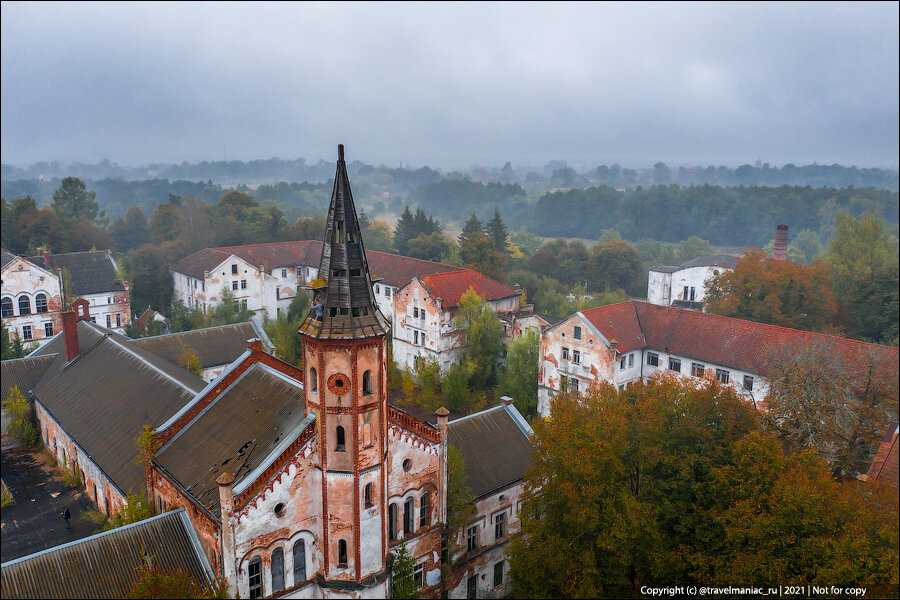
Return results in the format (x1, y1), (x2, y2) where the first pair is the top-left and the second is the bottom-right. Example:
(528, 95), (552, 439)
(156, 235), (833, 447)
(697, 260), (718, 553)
(299, 144), (389, 339)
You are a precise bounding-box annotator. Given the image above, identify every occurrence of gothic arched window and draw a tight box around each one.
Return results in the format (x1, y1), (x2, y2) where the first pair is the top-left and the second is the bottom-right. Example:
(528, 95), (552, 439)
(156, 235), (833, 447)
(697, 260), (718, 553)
(364, 482), (374, 508)
(337, 539), (348, 568)
(293, 539), (307, 584)
(310, 367), (318, 392)
(271, 548), (285, 593)
(335, 426), (346, 452)
(362, 370), (372, 395)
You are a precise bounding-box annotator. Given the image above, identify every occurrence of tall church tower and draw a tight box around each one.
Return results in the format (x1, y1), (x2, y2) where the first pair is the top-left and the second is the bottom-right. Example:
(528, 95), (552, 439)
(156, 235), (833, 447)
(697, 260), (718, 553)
(299, 144), (392, 585)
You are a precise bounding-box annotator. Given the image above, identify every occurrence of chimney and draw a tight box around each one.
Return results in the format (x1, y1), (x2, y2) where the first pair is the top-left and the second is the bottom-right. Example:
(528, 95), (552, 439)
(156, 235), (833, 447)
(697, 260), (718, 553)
(500, 395), (514, 406)
(434, 407), (450, 525)
(40, 247), (51, 269)
(773, 224), (789, 261)
(216, 471), (238, 595)
(62, 309), (79, 361)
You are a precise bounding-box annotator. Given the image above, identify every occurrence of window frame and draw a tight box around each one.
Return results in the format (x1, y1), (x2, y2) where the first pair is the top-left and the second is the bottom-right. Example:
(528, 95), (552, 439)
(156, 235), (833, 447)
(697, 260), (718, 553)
(271, 547), (285, 593)
(247, 556), (263, 599)
(668, 357), (681, 372)
(292, 539), (307, 584)
(691, 363), (705, 378)
(35, 293), (48, 313)
(715, 368), (730, 384)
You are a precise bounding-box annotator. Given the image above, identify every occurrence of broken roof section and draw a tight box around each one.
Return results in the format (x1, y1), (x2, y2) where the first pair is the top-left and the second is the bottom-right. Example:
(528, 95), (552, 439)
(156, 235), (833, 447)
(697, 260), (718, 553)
(448, 403), (533, 499)
(0, 509), (214, 600)
(154, 363), (307, 516)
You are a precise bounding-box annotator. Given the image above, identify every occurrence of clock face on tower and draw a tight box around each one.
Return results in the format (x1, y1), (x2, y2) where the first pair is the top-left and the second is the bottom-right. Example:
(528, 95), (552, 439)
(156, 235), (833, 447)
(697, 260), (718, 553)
(327, 372), (351, 395)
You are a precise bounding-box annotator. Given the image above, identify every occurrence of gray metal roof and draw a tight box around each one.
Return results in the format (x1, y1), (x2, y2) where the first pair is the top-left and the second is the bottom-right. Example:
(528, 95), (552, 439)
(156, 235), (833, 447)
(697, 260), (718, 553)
(32, 324), (205, 495)
(0, 509), (214, 599)
(155, 364), (306, 515)
(26, 250), (125, 296)
(0, 354), (57, 400)
(130, 321), (268, 370)
(447, 404), (533, 498)
(650, 254), (738, 273)
(1, 248), (16, 269)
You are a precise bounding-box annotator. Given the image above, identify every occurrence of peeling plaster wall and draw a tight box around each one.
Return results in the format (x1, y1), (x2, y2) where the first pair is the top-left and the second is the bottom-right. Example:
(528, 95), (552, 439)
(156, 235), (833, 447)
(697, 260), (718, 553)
(447, 483), (523, 599)
(1, 257), (63, 342)
(647, 270), (672, 305)
(668, 266), (725, 305)
(372, 282), (396, 324)
(538, 313), (615, 416)
(35, 402), (126, 516)
(81, 291), (131, 331)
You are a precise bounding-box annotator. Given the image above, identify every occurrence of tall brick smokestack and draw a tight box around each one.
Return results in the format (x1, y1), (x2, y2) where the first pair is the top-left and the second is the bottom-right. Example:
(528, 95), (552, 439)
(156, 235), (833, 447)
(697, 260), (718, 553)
(773, 224), (789, 261)
(62, 309), (79, 361)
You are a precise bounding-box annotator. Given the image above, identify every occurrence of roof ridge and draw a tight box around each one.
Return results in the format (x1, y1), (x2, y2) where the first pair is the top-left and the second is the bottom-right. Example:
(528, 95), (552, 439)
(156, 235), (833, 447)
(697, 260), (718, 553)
(0, 353), (58, 365)
(447, 404), (506, 426)
(133, 321), (252, 341)
(368, 249), (460, 270)
(105, 335), (201, 395)
(634, 300), (898, 352)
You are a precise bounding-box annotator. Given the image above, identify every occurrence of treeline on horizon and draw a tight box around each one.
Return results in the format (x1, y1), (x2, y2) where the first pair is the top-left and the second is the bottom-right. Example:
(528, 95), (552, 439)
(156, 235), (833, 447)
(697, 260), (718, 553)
(4, 176), (897, 247)
(3, 157), (898, 190)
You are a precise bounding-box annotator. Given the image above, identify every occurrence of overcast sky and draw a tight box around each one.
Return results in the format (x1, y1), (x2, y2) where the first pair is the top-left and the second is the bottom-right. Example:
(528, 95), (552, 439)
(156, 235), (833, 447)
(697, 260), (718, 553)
(1, 1), (898, 168)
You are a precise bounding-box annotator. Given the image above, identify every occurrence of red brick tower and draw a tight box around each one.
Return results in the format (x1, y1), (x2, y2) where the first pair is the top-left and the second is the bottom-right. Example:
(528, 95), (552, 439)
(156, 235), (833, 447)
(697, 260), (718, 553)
(298, 145), (391, 584)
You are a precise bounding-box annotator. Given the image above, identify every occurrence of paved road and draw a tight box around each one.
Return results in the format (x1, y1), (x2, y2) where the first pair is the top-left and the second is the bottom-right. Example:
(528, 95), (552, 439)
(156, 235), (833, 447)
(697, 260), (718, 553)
(1, 439), (100, 563)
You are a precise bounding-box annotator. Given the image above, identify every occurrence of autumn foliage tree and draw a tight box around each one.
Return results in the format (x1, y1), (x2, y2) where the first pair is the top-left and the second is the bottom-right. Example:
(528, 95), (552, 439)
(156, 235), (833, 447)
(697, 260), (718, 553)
(510, 378), (899, 598)
(705, 249), (838, 332)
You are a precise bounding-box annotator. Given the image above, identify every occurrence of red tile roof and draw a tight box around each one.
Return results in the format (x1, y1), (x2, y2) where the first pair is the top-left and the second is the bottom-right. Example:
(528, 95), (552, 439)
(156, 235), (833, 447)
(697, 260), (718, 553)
(419, 269), (521, 309)
(173, 241), (460, 287)
(580, 300), (899, 378)
(865, 425), (899, 488)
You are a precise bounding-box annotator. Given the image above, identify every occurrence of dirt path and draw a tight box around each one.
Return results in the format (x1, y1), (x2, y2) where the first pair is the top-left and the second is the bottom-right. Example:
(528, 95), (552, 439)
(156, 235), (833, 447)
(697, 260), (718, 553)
(0, 439), (100, 563)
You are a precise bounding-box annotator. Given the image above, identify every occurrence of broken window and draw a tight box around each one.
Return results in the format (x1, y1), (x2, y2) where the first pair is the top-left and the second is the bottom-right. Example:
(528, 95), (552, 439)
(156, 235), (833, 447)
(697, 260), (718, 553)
(715, 368), (730, 384)
(389, 503), (399, 540)
(420, 492), (431, 528)
(44, 322), (53, 337)
(561, 347), (570, 360)
(106, 314), (112, 329)
(467, 525), (478, 552)
(574, 325), (582, 340)
(619, 356), (626, 370)
(691, 363), (705, 378)
(404, 497), (415, 535)
(364, 483), (374, 508)
(116, 313), (121, 328)
(690, 286), (696, 302)
(467, 575), (477, 599)
(628, 353), (634, 368)
(337, 539), (348, 568)
(271, 548), (285, 593)
(18, 295), (30, 316)
(293, 540), (307, 584)
(494, 512), (507, 540)
(362, 370), (372, 395)
(309, 368), (317, 392)
(414, 561), (425, 589)
(335, 426), (346, 452)
(743, 375), (754, 391)
(1, 297), (12, 318)
(22, 325), (32, 341)
(569, 378), (579, 393)
(248, 557), (262, 599)
(35, 293), (48, 313)
(668, 357), (681, 373)
(573, 350), (581, 364)
(231, 264), (238, 275)
(647, 352), (659, 367)
(493, 561), (504, 588)
(232, 280), (238, 291)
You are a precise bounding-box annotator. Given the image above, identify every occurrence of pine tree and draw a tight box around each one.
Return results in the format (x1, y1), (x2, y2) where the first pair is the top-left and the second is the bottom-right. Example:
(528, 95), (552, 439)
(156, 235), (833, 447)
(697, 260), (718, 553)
(390, 542), (417, 599)
(394, 207), (417, 255)
(488, 209), (510, 255)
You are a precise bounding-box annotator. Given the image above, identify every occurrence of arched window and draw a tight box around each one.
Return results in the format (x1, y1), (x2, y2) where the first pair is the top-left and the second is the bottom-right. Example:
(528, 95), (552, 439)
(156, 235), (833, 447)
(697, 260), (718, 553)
(292, 539), (307, 584)
(337, 539), (348, 568)
(18, 295), (30, 316)
(335, 426), (346, 452)
(310, 368), (318, 392)
(271, 548), (285, 593)
(389, 503), (398, 540)
(403, 497), (415, 535)
(362, 370), (372, 395)
(1, 297), (13, 318)
(247, 556), (263, 599)
(364, 483), (374, 508)
(35, 293), (48, 313)
(420, 491), (431, 528)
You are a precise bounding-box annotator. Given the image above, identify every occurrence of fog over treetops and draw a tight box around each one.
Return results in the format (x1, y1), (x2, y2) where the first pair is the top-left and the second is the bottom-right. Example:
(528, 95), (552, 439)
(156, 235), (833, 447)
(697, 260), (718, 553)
(1, 2), (898, 168)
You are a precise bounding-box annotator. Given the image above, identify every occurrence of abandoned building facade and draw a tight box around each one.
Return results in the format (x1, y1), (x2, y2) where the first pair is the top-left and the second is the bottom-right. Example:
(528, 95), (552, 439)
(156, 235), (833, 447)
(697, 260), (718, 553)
(1, 248), (130, 345)
(646, 254), (736, 309)
(2, 146), (532, 600)
(538, 299), (899, 417)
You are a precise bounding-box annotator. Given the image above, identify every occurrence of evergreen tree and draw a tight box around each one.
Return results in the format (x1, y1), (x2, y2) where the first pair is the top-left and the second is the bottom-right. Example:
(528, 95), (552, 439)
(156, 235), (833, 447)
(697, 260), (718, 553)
(499, 330), (540, 418)
(390, 542), (417, 599)
(394, 206), (417, 255)
(51, 177), (99, 222)
(454, 289), (505, 389)
(488, 209), (510, 255)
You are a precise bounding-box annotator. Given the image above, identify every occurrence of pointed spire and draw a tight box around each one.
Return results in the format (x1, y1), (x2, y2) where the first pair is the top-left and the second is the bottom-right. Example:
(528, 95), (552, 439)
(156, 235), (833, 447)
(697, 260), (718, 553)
(299, 144), (389, 340)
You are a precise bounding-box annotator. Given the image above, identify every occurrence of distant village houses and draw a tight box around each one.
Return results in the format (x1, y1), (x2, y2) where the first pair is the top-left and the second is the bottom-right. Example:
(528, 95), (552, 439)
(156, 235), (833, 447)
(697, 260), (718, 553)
(1, 248), (131, 344)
